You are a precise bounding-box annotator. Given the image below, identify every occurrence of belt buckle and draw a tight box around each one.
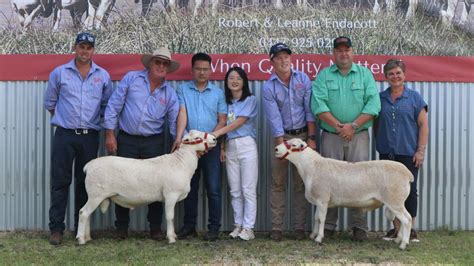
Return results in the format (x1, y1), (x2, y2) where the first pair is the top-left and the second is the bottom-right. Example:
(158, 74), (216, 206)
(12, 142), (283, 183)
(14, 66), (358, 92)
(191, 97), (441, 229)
(74, 129), (88, 135)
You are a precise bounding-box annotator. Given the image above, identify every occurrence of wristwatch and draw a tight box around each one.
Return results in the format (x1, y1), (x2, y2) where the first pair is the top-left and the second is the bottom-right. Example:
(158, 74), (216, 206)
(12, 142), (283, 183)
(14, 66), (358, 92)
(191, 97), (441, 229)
(307, 135), (317, 141)
(351, 122), (359, 130)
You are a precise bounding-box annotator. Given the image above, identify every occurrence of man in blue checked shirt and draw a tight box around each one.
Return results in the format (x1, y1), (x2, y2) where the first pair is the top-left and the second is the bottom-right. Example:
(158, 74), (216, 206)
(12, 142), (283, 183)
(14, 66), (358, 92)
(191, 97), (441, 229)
(172, 53), (227, 241)
(44, 32), (113, 245)
(263, 43), (317, 242)
(104, 47), (180, 241)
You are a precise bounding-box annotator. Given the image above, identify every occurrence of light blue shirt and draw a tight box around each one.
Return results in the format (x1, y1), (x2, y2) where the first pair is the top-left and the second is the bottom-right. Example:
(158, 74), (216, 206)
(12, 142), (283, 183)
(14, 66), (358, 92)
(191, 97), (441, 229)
(376, 87), (428, 156)
(262, 69), (315, 137)
(226, 95), (257, 140)
(177, 81), (227, 132)
(44, 59), (113, 130)
(104, 70), (179, 137)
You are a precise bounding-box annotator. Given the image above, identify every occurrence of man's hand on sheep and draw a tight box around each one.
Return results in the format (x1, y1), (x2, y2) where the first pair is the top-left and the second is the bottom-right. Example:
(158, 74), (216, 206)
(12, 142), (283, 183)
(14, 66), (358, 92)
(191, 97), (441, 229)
(336, 123), (354, 141)
(105, 130), (117, 155)
(171, 139), (181, 152)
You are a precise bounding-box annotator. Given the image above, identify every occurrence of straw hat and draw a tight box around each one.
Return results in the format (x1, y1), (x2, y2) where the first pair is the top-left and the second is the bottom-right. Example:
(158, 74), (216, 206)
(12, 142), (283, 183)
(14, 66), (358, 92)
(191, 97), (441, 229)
(141, 47), (180, 73)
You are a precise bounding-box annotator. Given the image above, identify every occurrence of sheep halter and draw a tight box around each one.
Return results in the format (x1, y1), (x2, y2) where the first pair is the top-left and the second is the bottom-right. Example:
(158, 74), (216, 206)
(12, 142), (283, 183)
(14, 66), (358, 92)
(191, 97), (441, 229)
(182, 133), (210, 150)
(280, 141), (307, 160)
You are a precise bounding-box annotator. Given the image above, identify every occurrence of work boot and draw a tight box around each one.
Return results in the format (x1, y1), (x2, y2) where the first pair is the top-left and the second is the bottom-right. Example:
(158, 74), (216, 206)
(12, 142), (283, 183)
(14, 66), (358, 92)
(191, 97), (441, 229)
(49, 231), (63, 245)
(203, 230), (219, 241)
(352, 228), (368, 241)
(294, 229), (306, 240)
(115, 228), (128, 240)
(270, 230), (282, 241)
(324, 229), (335, 238)
(177, 226), (197, 239)
(150, 229), (165, 241)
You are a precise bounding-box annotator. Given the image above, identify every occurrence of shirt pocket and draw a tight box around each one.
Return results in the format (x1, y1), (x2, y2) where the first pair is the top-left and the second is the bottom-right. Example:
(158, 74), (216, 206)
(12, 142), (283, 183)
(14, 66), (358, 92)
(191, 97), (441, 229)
(327, 82), (339, 104)
(350, 85), (364, 104)
(88, 82), (103, 100)
(149, 97), (166, 120)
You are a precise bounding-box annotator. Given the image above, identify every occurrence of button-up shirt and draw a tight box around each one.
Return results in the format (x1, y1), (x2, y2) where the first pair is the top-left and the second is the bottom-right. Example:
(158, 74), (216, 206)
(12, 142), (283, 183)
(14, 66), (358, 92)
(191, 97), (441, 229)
(311, 63), (381, 132)
(177, 81), (227, 133)
(262, 70), (314, 138)
(44, 59), (113, 130)
(227, 95), (258, 140)
(376, 87), (428, 156)
(104, 70), (179, 137)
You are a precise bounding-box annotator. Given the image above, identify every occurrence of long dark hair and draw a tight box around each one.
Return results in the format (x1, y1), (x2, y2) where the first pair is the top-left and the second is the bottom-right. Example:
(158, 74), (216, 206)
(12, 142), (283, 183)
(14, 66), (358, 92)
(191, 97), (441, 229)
(224, 66), (252, 104)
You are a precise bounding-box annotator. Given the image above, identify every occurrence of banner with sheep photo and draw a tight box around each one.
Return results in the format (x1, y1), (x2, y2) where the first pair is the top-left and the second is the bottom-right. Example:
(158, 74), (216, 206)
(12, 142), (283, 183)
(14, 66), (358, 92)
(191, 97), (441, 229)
(0, 0), (473, 80)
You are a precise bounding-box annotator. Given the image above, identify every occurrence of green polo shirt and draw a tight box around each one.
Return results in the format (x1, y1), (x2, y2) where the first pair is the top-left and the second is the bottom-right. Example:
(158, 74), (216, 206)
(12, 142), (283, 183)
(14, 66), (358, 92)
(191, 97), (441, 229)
(311, 63), (381, 133)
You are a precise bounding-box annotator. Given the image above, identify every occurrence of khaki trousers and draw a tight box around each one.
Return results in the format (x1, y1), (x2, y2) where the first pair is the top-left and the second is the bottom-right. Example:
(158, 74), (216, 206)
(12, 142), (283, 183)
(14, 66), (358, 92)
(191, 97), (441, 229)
(270, 132), (309, 231)
(320, 130), (369, 232)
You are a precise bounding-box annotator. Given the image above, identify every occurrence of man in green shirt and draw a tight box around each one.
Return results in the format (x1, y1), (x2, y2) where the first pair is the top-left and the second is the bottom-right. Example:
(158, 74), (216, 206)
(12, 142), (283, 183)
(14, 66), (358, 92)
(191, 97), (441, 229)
(311, 36), (381, 241)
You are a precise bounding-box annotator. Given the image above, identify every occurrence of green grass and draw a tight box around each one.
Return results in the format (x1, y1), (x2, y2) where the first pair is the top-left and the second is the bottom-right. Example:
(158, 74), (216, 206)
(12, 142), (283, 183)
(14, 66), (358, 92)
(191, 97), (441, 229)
(1, 230), (473, 264)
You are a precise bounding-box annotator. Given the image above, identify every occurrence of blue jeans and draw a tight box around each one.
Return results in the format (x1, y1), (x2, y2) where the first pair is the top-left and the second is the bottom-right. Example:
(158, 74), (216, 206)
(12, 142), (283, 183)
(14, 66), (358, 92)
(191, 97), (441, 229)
(183, 146), (222, 231)
(49, 127), (99, 233)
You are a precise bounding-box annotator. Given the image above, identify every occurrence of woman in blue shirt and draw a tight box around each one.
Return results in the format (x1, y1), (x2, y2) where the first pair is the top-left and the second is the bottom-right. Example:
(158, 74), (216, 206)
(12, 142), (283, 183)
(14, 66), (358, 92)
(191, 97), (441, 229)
(212, 67), (258, 241)
(375, 59), (429, 242)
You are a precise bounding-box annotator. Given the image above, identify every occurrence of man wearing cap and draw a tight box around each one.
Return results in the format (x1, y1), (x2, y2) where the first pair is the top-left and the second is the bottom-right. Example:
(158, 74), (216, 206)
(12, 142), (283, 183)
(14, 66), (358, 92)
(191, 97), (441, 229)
(311, 36), (381, 241)
(262, 43), (317, 241)
(172, 52), (227, 241)
(44, 32), (113, 245)
(104, 47), (180, 241)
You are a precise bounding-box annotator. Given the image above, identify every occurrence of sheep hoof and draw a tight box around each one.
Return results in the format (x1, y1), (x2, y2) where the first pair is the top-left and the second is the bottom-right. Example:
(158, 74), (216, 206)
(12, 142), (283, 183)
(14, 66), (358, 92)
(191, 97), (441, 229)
(315, 236), (323, 243)
(77, 238), (86, 245)
(309, 233), (316, 240)
(399, 242), (407, 250)
(168, 238), (176, 244)
(394, 237), (402, 244)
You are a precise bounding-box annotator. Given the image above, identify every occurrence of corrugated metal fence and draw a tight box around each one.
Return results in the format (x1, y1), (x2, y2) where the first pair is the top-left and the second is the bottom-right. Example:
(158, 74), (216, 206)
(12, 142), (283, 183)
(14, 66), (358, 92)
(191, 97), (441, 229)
(1, 80), (473, 232)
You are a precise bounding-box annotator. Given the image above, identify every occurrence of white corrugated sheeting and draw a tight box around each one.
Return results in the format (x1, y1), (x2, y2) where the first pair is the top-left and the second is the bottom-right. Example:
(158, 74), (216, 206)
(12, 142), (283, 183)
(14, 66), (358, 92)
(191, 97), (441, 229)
(0, 80), (472, 232)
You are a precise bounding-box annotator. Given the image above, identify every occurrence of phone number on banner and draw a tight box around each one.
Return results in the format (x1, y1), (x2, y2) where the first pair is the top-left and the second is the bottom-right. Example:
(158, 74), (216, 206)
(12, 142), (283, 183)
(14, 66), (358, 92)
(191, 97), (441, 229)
(259, 37), (333, 49)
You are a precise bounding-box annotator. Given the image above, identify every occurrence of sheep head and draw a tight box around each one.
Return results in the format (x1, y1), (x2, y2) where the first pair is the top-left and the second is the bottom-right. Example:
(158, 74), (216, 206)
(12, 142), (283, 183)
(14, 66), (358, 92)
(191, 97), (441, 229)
(181, 130), (217, 151)
(274, 138), (308, 160)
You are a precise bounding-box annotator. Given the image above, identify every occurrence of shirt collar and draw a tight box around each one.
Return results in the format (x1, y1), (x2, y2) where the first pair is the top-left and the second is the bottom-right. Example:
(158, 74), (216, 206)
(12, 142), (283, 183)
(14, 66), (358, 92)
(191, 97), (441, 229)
(142, 69), (168, 90)
(66, 59), (98, 73)
(269, 69), (296, 82)
(330, 63), (357, 74)
(190, 80), (212, 91)
(381, 86), (410, 99)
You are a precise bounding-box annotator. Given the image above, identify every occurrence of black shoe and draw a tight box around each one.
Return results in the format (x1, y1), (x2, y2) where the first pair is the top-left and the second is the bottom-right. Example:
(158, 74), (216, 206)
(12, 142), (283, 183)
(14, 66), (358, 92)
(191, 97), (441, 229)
(410, 229), (420, 243)
(294, 229), (306, 240)
(177, 226), (197, 239)
(203, 230), (219, 241)
(115, 228), (128, 240)
(150, 229), (165, 241)
(49, 231), (63, 245)
(382, 228), (398, 241)
(324, 229), (335, 238)
(270, 230), (282, 241)
(352, 228), (368, 241)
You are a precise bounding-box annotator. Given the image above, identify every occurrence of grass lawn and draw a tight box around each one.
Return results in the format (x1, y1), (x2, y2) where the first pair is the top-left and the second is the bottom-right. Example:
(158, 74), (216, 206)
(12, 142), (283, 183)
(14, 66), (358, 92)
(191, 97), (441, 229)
(0, 230), (472, 264)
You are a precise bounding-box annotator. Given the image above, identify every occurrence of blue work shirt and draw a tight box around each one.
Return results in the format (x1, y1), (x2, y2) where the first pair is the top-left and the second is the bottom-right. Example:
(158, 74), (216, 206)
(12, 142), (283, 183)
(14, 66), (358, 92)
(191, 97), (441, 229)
(376, 87), (428, 156)
(104, 70), (179, 138)
(177, 81), (227, 132)
(262, 69), (315, 137)
(44, 59), (113, 130)
(226, 95), (258, 140)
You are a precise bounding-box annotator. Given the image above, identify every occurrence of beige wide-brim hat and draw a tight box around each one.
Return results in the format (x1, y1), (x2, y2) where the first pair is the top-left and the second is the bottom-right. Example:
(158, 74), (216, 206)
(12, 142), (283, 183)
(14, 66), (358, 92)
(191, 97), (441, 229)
(141, 47), (180, 73)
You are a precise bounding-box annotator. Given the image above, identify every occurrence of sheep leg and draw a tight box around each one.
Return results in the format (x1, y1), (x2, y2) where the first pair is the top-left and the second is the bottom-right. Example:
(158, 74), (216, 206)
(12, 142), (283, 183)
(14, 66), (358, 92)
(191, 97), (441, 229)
(85, 215), (92, 242)
(164, 195), (179, 243)
(386, 205), (411, 250)
(315, 204), (328, 244)
(309, 207), (319, 240)
(76, 197), (102, 245)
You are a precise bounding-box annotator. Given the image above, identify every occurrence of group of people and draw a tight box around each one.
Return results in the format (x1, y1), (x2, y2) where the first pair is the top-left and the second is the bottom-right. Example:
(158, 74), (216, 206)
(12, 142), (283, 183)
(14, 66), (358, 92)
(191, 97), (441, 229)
(44, 32), (428, 246)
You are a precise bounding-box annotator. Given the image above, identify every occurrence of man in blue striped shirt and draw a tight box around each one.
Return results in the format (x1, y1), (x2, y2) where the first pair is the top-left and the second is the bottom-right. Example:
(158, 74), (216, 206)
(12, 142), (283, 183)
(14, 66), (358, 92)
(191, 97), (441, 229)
(104, 47), (180, 241)
(44, 32), (113, 245)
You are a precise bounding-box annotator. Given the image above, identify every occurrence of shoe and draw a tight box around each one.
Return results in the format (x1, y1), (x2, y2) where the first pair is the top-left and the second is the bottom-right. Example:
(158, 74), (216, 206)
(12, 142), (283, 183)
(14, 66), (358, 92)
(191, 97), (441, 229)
(294, 229), (306, 240)
(115, 228), (128, 239)
(352, 228), (368, 241)
(177, 226), (197, 239)
(270, 230), (282, 241)
(203, 230), (219, 241)
(324, 229), (335, 238)
(410, 229), (420, 243)
(150, 229), (165, 241)
(49, 231), (63, 245)
(229, 225), (242, 239)
(382, 228), (398, 241)
(238, 228), (255, 241)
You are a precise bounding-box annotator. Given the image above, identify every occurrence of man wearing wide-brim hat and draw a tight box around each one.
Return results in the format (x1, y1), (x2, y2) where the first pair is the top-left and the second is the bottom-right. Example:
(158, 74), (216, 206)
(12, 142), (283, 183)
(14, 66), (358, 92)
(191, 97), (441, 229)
(104, 47), (180, 241)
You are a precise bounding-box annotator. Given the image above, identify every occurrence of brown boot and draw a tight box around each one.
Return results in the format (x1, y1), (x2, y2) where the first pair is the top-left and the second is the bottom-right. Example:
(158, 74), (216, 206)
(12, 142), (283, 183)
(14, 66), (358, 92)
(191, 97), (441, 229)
(49, 232), (63, 245)
(294, 229), (306, 240)
(270, 230), (282, 241)
(150, 229), (165, 241)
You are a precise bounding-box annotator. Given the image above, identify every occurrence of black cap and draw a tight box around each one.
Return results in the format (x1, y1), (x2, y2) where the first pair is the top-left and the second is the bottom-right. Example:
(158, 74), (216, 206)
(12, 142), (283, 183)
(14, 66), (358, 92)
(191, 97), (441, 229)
(333, 36), (352, 49)
(269, 43), (292, 60)
(75, 32), (95, 47)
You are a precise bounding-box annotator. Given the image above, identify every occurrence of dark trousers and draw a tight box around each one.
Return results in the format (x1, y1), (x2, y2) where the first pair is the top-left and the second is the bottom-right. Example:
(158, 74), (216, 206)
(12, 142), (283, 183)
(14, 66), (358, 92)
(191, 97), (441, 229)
(114, 131), (165, 231)
(380, 153), (419, 217)
(49, 127), (99, 233)
(183, 146), (222, 231)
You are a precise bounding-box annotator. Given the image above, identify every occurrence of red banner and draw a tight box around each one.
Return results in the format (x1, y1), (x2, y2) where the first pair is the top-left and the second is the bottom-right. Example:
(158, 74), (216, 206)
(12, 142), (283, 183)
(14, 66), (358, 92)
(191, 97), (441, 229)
(1, 54), (473, 82)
